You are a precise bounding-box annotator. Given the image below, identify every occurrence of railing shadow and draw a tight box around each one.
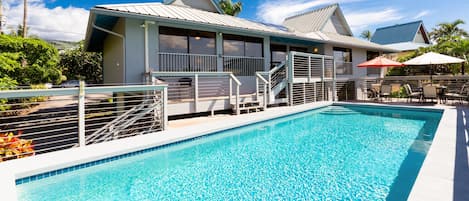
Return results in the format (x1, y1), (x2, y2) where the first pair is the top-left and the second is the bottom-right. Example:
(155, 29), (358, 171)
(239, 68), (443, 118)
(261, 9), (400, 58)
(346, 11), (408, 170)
(454, 107), (469, 201)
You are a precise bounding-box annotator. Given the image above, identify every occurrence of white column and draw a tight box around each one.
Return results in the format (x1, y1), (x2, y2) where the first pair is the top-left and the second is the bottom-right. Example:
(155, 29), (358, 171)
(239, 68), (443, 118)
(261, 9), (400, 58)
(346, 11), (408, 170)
(263, 37), (271, 71)
(78, 81), (86, 147)
(216, 32), (223, 72)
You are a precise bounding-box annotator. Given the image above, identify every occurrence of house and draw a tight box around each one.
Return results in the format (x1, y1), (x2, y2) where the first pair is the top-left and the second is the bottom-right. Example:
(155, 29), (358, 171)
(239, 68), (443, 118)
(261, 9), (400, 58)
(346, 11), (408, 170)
(371, 20), (431, 59)
(84, 0), (396, 115)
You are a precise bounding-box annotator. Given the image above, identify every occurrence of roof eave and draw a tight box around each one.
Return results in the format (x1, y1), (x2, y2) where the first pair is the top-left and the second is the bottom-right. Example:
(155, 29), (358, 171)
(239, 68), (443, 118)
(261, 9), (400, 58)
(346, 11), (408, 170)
(89, 7), (325, 44)
(84, 11), (97, 51)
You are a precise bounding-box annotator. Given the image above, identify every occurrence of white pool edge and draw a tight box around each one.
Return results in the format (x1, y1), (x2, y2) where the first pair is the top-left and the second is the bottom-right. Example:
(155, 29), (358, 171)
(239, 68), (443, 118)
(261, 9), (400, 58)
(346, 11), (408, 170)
(0, 102), (457, 201)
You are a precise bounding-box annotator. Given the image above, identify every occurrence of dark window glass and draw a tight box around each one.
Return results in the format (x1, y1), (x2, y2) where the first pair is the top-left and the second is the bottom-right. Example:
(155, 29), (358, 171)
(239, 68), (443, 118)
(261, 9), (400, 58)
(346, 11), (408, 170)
(333, 47), (352, 62)
(245, 42), (262, 57)
(290, 46), (308, 53)
(189, 31), (215, 55)
(159, 27), (215, 54)
(223, 34), (263, 57)
(367, 51), (381, 75)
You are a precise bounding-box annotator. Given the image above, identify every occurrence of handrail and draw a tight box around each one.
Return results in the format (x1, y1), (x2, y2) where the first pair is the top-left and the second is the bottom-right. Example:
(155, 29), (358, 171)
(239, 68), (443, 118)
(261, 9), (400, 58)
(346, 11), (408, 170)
(0, 85), (168, 99)
(269, 61), (286, 75)
(158, 52), (217, 57)
(290, 51), (334, 60)
(255, 72), (269, 84)
(151, 71), (243, 115)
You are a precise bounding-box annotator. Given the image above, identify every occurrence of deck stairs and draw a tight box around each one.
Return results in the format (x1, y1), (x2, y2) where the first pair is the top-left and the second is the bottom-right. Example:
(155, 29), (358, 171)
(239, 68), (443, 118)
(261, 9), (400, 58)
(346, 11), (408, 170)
(257, 62), (289, 105)
(74, 97), (162, 147)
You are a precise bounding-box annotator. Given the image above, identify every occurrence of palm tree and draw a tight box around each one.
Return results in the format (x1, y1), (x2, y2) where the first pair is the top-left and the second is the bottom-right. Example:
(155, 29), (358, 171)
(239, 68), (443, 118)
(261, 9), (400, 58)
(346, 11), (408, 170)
(360, 30), (372, 41)
(430, 19), (468, 44)
(218, 0), (242, 16)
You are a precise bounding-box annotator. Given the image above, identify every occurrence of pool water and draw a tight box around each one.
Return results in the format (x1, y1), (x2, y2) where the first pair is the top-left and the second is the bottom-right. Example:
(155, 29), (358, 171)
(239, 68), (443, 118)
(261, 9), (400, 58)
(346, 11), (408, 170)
(16, 105), (442, 201)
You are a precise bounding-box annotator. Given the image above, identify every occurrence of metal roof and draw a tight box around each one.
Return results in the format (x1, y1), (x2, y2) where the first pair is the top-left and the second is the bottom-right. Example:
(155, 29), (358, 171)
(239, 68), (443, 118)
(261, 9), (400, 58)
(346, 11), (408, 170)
(383, 42), (430, 51)
(371, 21), (427, 45)
(85, 2), (396, 52)
(318, 32), (395, 51)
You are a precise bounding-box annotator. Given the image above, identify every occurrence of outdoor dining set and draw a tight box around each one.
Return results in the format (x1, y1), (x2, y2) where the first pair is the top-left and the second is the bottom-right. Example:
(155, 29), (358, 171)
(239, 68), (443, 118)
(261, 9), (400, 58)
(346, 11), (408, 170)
(358, 52), (467, 104)
(366, 83), (469, 104)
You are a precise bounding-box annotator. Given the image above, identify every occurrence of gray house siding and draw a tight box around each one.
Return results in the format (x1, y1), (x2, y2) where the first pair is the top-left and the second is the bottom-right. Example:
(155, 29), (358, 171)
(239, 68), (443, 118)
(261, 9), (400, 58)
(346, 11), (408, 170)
(125, 18), (147, 84)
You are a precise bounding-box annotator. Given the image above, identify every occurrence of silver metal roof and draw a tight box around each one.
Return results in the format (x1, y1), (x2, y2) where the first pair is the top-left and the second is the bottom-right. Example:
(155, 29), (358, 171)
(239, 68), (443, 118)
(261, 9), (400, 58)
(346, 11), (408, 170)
(383, 42), (430, 51)
(283, 4), (337, 34)
(88, 2), (396, 52)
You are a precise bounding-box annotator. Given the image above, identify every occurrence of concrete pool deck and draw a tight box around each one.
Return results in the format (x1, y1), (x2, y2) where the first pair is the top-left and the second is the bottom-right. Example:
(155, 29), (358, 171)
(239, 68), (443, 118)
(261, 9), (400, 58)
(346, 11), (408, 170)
(0, 101), (468, 200)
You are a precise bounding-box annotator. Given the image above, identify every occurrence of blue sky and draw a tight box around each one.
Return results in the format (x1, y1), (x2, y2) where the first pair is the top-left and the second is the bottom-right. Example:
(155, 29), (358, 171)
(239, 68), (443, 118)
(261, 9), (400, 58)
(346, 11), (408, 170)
(2, 0), (468, 41)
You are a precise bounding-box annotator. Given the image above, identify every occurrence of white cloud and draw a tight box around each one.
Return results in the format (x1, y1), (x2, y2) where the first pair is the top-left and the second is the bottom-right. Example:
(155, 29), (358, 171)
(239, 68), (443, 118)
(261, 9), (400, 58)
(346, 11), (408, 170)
(345, 8), (403, 33)
(413, 10), (430, 20)
(2, 0), (88, 41)
(256, 0), (362, 25)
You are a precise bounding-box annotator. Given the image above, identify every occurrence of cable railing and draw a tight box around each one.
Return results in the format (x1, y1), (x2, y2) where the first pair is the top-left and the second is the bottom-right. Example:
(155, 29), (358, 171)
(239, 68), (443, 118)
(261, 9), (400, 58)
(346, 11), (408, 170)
(335, 61), (353, 75)
(0, 83), (168, 162)
(151, 71), (242, 115)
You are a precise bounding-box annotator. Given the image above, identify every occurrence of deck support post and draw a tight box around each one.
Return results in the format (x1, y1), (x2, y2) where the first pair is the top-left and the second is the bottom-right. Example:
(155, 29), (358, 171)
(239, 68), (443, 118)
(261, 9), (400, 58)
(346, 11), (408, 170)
(78, 81), (86, 147)
(263, 83), (267, 110)
(321, 57), (325, 101)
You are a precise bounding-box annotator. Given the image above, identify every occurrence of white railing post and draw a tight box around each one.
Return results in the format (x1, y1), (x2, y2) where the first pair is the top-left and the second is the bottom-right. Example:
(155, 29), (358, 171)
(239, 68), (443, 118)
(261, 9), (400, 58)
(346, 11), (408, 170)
(263, 83), (267, 110)
(333, 59), (337, 101)
(229, 76), (233, 105)
(78, 81), (86, 147)
(321, 57), (325, 101)
(163, 86), (168, 130)
(308, 56), (311, 82)
(194, 74), (199, 113)
(256, 76), (259, 100)
(236, 84), (240, 115)
(268, 73), (272, 103)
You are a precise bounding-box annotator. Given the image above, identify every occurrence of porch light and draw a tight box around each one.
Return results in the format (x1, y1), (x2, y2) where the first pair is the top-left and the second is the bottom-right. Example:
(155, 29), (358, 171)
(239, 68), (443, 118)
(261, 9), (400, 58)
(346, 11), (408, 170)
(195, 36), (201, 40)
(313, 47), (319, 53)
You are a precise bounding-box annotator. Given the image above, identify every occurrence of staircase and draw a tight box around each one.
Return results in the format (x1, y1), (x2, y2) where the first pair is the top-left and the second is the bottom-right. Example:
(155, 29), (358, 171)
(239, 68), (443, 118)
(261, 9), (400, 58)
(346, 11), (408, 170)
(256, 62), (289, 105)
(74, 96), (163, 147)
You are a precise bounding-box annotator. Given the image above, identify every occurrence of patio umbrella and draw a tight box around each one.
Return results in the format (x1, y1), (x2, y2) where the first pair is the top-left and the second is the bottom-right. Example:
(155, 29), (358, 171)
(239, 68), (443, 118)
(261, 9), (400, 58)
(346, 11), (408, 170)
(404, 52), (465, 84)
(358, 56), (404, 68)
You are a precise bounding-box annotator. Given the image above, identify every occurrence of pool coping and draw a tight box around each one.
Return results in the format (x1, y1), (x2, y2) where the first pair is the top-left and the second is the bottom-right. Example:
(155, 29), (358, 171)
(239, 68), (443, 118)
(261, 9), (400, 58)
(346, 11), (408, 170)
(0, 102), (459, 201)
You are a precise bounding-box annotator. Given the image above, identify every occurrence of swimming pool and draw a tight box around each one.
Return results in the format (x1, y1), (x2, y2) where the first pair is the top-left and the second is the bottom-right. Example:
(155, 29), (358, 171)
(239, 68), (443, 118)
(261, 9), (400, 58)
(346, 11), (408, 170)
(16, 104), (442, 200)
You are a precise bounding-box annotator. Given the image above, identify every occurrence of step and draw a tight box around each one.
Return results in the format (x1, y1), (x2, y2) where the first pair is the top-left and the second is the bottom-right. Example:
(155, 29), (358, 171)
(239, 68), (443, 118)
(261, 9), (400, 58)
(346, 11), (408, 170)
(231, 101), (261, 108)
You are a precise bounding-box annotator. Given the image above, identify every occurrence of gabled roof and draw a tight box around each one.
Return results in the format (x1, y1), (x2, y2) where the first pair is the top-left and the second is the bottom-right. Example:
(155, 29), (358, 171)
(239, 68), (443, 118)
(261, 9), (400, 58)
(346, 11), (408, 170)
(371, 21), (430, 45)
(282, 4), (353, 36)
(163, 0), (223, 14)
(85, 2), (396, 52)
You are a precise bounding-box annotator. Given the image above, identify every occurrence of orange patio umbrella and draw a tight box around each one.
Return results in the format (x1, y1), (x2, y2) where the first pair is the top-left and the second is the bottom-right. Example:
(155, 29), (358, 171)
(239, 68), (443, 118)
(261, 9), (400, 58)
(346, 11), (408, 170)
(358, 56), (404, 68)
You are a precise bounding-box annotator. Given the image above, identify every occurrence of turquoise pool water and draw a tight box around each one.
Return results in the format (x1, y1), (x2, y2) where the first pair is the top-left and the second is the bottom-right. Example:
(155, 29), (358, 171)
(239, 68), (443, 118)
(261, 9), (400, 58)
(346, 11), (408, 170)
(16, 105), (442, 200)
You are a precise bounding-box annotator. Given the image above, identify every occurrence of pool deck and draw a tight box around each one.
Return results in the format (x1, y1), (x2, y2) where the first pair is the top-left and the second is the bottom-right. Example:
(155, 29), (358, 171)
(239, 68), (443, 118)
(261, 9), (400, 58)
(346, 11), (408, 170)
(1, 101), (468, 200)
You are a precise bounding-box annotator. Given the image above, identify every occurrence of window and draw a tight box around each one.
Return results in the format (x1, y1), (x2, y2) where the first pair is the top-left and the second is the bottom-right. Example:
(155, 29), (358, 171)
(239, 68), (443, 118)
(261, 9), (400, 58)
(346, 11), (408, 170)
(333, 47), (353, 75)
(223, 34), (263, 57)
(223, 35), (264, 76)
(159, 27), (216, 55)
(271, 45), (286, 68)
(159, 27), (216, 71)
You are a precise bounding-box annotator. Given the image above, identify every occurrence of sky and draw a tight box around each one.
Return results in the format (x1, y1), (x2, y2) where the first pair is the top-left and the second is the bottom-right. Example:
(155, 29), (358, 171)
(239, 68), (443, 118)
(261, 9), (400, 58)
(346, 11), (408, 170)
(1, 0), (468, 42)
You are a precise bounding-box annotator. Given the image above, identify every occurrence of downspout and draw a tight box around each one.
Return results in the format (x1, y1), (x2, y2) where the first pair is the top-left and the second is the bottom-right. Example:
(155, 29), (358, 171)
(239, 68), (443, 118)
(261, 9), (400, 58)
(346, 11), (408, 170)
(92, 23), (126, 83)
(142, 21), (155, 83)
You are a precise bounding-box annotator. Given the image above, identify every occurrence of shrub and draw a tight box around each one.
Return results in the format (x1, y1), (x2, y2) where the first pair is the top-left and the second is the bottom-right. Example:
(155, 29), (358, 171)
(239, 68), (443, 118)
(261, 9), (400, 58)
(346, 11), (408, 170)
(0, 131), (35, 162)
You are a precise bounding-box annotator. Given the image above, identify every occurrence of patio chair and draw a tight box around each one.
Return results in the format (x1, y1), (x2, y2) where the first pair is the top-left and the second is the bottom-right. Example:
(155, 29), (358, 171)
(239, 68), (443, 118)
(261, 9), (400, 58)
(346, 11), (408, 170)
(404, 84), (422, 102)
(445, 84), (468, 104)
(423, 86), (437, 103)
(380, 85), (391, 101)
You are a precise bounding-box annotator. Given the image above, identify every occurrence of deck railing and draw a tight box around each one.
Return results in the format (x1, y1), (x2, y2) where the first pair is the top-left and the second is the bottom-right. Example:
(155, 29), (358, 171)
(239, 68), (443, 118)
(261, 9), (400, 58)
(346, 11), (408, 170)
(151, 71), (242, 115)
(159, 52), (217, 72)
(0, 83), (168, 161)
(222, 55), (264, 76)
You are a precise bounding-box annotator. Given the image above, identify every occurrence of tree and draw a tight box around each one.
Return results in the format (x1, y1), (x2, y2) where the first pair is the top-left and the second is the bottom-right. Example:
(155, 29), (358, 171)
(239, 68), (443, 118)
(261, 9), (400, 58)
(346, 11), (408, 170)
(218, 0), (242, 16)
(59, 42), (103, 84)
(430, 19), (468, 44)
(360, 30), (372, 41)
(0, 34), (62, 85)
